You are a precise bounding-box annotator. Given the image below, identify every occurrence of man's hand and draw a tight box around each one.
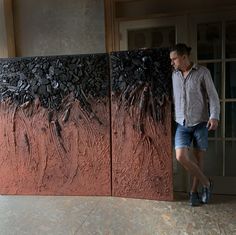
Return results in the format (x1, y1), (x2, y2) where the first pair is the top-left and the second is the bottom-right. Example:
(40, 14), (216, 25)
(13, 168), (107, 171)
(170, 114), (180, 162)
(207, 119), (219, 131)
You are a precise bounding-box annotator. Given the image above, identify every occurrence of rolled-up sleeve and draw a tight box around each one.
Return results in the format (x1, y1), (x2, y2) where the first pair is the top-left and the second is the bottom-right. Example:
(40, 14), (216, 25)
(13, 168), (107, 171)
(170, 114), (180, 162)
(203, 69), (220, 120)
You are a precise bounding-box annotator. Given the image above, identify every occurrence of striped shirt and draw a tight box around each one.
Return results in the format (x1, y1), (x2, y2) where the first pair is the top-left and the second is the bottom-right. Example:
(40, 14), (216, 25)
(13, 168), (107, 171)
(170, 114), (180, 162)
(172, 63), (220, 127)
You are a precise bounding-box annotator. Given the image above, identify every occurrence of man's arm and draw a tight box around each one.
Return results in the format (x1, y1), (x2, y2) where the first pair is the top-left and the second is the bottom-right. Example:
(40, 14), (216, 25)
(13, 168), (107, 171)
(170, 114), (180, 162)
(203, 68), (220, 130)
(207, 118), (218, 130)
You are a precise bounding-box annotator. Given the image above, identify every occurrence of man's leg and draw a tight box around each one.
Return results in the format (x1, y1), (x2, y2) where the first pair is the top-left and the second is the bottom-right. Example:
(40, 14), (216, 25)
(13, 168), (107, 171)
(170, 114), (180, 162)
(175, 148), (209, 187)
(192, 122), (213, 204)
(191, 149), (204, 193)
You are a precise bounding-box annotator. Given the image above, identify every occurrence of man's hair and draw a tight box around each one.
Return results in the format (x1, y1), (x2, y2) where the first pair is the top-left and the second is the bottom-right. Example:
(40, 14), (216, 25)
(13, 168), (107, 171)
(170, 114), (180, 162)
(170, 43), (192, 56)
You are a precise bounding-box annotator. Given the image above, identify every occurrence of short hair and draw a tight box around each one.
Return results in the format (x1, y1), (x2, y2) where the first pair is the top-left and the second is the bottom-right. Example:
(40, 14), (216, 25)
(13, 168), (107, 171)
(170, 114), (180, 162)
(170, 43), (192, 56)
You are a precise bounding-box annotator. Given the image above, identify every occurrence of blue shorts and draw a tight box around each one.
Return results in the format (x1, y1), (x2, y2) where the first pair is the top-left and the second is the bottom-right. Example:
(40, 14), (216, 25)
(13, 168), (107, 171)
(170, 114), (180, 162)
(175, 122), (208, 151)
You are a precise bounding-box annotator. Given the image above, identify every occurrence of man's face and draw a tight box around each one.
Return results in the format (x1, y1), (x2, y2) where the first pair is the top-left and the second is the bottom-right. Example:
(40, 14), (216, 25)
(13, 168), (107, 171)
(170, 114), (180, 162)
(170, 51), (185, 70)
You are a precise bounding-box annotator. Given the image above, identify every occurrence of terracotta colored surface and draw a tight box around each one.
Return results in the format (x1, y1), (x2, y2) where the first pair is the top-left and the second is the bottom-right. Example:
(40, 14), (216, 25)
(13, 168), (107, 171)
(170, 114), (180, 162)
(0, 97), (111, 195)
(0, 49), (173, 200)
(112, 98), (173, 200)
(110, 48), (173, 200)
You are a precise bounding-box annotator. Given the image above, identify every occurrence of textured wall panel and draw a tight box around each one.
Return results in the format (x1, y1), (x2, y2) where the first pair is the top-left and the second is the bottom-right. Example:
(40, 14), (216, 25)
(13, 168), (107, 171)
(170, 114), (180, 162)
(0, 54), (111, 195)
(0, 49), (174, 200)
(111, 48), (173, 200)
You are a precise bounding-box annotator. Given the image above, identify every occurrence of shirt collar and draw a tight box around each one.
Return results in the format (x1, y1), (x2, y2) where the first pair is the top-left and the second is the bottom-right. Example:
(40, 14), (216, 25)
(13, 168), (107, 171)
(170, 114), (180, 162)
(191, 63), (198, 70)
(173, 63), (198, 73)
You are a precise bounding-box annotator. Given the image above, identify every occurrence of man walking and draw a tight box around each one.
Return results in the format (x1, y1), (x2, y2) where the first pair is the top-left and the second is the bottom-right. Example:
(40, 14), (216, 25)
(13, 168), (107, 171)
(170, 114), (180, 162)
(170, 43), (220, 206)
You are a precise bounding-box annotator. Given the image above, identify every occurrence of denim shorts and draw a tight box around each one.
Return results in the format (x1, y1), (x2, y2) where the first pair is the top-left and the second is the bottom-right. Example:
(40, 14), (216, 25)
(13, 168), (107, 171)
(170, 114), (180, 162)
(175, 122), (208, 151)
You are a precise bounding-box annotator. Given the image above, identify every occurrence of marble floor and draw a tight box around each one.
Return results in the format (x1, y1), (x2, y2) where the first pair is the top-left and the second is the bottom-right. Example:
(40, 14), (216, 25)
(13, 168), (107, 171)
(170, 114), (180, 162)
(0, 193), (235, 235)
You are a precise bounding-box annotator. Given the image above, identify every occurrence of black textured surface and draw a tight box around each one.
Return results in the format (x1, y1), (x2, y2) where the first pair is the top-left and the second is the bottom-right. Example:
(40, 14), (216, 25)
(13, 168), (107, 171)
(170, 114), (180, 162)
(0, 48), (171, 127)
(0, 54), (109, 110)
(110, 48), (172, 130)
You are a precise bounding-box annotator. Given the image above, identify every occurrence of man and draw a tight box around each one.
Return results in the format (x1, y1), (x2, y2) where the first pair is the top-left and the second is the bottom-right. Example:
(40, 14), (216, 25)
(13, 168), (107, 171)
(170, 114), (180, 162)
(170, 43), (220, 206)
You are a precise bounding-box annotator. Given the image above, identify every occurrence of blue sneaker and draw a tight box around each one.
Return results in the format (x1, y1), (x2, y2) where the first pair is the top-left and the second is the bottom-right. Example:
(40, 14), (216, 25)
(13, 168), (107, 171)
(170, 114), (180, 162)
(201, 179), (213, 204)
(189, 192), (201, 207)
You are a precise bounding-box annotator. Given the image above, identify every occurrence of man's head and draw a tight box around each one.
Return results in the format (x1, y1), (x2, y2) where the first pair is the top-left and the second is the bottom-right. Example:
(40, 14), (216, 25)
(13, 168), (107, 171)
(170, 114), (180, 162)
(170, 43), (192, 71)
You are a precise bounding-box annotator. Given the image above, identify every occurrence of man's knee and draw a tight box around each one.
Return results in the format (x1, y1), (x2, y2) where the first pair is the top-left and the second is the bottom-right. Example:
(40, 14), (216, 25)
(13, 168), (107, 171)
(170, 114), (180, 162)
(175, 149), (188, 164)
(176, 154), (186, 163)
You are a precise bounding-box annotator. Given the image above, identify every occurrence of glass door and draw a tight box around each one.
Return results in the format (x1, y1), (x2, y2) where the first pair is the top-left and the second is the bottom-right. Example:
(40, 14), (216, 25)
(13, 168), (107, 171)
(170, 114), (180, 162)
(119, 16), (188, 51)
(127, 26), (175, 49)
(191, 13), (236, 194)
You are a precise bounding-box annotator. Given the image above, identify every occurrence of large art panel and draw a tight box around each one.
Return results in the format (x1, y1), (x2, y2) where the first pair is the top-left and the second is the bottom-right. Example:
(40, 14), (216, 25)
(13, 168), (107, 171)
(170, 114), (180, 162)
(0, 48), (174, 200)
(0, 54), (111, 195)
(111, 48), (173, 200)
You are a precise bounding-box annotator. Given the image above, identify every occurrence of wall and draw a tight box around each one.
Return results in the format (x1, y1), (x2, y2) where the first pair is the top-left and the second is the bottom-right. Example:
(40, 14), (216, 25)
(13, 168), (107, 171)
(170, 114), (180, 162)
(13, 0), (106, 56)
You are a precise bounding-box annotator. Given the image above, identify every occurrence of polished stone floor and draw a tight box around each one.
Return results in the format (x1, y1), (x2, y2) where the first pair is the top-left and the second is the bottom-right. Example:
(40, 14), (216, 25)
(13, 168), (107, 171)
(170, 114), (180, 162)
(0, 193), (235, 235)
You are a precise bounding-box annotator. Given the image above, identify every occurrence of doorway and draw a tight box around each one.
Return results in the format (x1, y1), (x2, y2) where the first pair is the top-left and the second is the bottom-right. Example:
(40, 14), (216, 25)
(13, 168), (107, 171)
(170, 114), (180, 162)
(119, 11), (236, 194)
(189, 10), (236, 194)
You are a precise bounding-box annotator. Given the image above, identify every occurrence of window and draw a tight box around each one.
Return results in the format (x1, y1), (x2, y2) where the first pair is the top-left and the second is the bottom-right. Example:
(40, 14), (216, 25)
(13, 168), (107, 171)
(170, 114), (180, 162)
(197, 21), (236, 177)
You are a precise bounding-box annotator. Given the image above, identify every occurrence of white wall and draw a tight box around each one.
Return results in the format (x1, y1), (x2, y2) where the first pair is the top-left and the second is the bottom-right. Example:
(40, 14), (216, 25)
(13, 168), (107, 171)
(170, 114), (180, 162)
(13, 0), (106, 56)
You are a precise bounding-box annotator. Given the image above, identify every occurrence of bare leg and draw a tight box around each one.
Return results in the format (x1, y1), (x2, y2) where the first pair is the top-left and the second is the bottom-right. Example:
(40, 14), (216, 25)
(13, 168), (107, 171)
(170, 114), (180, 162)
(191, 149), (204, 192)
(175, 148), (209, 188)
